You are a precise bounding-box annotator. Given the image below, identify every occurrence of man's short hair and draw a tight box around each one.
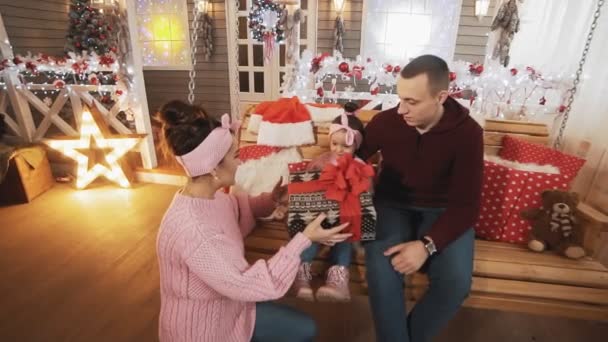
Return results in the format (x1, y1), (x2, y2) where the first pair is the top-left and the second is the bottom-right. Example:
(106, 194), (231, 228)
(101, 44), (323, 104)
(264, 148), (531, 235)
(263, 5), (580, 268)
(400, 55), (450, 95)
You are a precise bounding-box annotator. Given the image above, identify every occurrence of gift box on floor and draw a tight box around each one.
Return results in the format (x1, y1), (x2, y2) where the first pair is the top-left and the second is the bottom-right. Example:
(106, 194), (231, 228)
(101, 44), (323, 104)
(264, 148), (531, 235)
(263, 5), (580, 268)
(286, 155), (376, 242)
(0, 145), (54, 204)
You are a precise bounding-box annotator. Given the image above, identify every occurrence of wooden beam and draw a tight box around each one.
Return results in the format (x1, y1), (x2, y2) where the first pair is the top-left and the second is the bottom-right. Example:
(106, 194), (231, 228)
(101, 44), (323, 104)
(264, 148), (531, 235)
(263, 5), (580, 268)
(120, 0), (157, 169)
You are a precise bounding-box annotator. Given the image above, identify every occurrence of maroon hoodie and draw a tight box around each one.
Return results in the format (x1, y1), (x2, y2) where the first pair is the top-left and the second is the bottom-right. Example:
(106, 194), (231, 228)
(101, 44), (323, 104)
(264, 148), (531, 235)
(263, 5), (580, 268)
(359, 97), (484, 250)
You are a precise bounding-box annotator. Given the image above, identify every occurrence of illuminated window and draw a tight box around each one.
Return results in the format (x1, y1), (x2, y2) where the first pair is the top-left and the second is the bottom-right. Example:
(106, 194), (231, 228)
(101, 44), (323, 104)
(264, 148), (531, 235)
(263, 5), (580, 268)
(361, 0), (462, 62)
(136, 0), (191, 69)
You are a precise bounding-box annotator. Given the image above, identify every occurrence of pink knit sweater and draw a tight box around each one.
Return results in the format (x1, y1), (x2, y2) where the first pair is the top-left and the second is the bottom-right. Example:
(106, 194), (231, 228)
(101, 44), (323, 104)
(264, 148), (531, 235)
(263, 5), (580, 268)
(157, 190), (311, 342)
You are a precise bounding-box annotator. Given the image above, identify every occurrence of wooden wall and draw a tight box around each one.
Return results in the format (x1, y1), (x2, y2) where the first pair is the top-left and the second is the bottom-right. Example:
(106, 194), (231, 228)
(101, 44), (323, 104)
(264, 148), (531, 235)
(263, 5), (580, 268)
(142, 0), (231, 118)
(0, 0), (70, 57)
(455, 0), (496, 63)
(317, 0), (362, 59)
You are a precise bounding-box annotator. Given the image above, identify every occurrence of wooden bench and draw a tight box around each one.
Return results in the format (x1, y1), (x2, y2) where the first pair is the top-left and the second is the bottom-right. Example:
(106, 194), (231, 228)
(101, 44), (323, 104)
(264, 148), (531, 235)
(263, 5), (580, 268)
(239, 106), (608, 321)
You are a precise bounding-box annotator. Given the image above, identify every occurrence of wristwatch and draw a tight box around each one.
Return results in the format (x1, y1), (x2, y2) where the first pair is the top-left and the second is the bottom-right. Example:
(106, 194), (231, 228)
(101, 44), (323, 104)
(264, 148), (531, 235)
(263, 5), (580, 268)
(420, 236), (437, 256)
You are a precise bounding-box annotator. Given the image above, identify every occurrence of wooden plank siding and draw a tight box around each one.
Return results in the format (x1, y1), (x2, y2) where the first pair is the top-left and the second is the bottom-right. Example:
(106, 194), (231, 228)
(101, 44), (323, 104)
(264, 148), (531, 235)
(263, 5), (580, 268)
(142, 0), (231, 118)
(455, 0), (497, 63)
(0, 0), (70, 57)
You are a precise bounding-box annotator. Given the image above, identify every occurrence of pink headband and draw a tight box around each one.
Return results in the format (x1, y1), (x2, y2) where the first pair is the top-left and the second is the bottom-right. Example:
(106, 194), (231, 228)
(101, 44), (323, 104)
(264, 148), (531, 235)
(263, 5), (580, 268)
(329, 113), (362, 149)
(175, 113), (240, 177)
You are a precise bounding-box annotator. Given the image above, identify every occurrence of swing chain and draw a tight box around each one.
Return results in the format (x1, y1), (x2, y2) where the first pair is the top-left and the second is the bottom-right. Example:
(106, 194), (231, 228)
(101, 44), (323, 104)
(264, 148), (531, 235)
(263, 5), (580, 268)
(231, 0), (242, 119)
(554, 0), (605, 150)
(188, 3), (203, 104)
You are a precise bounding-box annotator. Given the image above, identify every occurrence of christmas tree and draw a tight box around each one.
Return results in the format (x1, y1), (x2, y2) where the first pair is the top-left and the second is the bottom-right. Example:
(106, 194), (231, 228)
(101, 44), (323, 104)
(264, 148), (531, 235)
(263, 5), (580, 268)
(65, 0), (116, 55)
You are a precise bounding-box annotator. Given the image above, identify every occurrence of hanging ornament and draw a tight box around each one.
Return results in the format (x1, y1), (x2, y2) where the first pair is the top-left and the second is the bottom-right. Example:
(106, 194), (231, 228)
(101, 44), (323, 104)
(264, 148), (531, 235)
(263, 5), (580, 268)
(88, 73), (99, 85)
(338, 62), (349, 73)
(331, 78), (337, 96)
(248, 0), (286, 64)
(449, 71), (457, 82)
(385, 64), (393, 73)
(42, 97), (53, 107)
(315, 80), (324, 98)
(393, 65), (401, 74)
(370, 80), (379, 96)
(510, 68), (518, 76)
(53, 79), (66, 89)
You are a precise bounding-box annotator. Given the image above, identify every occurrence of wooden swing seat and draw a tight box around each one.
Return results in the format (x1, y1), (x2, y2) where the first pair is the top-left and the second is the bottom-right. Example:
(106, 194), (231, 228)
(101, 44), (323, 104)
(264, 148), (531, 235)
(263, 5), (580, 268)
(239, 106), (608, 321)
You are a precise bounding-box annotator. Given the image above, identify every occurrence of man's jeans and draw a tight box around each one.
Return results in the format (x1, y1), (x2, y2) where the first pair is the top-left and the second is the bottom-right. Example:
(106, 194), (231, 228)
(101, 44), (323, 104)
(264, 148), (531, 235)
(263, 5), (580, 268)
(364, 202), (475, 342)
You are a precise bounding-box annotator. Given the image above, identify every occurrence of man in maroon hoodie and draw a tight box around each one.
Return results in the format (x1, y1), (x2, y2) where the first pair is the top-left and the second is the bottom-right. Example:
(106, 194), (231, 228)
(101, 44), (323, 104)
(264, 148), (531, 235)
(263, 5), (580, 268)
(359, 55), (484, 342)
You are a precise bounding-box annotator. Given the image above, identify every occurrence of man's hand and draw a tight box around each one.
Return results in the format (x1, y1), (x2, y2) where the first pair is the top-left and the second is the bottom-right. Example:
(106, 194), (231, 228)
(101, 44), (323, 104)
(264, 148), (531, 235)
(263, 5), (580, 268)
(383, 241), (429, 275)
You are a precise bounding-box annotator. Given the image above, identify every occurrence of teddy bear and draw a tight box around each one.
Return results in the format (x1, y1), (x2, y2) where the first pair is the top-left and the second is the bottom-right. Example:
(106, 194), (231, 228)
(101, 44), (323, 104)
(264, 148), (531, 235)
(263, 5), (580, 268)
(520, 189), (586, 259)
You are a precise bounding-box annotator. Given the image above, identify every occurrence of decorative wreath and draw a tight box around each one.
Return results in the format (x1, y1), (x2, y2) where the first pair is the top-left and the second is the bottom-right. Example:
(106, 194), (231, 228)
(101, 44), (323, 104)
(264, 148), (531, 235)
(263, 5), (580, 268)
(248, 0), (285, 43)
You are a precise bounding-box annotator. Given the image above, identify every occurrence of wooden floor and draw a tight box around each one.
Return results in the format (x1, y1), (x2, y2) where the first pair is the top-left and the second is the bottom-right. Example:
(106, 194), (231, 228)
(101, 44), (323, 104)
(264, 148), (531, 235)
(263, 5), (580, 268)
(1, 183), (607, 341)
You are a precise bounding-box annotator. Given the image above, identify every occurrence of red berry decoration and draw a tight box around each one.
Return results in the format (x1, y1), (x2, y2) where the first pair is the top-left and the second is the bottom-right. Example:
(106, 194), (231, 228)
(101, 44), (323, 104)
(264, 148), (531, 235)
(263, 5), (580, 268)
(338, 62), (350, 73)
(449, 71), (457, 82)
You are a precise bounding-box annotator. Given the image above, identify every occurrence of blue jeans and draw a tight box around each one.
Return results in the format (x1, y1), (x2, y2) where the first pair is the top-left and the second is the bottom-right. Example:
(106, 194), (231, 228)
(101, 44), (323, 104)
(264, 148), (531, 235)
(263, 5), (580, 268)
(364, 202), (475, 342)
(300, 241), (352, 266)
(251, 302), (317, 342)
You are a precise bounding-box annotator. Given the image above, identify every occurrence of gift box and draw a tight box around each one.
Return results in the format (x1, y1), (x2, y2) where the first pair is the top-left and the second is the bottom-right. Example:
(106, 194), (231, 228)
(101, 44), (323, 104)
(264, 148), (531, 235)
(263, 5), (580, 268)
(0, 146), (54, 204)
(286, 155), (376, 242)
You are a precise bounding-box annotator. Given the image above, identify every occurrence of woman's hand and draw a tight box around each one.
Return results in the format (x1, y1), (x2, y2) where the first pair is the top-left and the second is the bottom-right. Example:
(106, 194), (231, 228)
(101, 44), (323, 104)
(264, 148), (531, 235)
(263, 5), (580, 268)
(271, 177), (288, 207)
(302, 213), (351, 245)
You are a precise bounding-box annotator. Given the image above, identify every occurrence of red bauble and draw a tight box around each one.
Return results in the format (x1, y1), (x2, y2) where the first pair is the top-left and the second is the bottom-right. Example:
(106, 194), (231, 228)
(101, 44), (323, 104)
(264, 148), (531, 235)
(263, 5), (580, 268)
(393, 65), (401, 73)
(385, 64), (393, 73)
(115, 90), (124, 96)
(338, 62), (349, 73)
(510, 68), (518, 76)
(316, 87), (324, 97)
(475, 65), (484, 74)
(366, 57), (372, 63)
(559, 105), (567, 113)
(449, 71), (457, 82)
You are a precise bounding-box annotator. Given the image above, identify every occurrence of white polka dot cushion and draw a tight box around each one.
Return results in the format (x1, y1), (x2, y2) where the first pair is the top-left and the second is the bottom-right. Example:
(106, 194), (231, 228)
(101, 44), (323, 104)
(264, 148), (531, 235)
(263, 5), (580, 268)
(474, 158), (574, 245)
(499, 136), (585, 182)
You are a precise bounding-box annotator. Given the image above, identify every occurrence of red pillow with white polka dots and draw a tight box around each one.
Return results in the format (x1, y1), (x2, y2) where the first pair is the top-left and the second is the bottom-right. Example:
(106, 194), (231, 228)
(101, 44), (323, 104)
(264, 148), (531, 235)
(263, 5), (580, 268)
(500, 171), (572, 244)
(474, 160), (528, 241)
(499, 136), (585, 182)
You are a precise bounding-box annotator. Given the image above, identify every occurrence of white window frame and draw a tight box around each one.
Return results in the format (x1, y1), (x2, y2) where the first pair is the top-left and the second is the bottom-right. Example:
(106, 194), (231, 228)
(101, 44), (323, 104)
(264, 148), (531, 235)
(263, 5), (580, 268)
(226, 0), (317, 109)
(135, 0), (192, 71)
(359, 0), (462, 62)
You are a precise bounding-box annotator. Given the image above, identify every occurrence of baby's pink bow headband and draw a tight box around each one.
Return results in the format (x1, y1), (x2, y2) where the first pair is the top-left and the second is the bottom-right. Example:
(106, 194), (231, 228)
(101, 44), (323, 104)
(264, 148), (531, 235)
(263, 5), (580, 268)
(329, 112), (362, 149)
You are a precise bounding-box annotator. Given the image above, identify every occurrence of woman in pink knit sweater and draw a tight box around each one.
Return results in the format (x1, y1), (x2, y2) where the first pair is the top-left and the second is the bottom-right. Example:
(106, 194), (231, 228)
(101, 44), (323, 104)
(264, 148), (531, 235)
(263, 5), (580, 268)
(156, 100), (351, 342)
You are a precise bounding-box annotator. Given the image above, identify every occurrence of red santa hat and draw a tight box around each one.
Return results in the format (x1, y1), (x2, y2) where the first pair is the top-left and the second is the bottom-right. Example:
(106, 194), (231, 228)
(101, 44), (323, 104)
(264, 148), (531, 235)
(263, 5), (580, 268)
(254, 97), (315, 147)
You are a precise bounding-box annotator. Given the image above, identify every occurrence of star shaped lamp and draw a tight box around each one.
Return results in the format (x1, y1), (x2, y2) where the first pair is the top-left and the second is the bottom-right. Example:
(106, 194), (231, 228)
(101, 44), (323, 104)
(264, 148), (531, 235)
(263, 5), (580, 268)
(45, 105), (144, 189)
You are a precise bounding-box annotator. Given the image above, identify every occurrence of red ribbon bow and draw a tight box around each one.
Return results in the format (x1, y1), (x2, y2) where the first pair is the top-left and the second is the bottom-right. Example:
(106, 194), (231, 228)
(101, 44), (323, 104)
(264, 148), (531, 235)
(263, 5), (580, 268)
(288, 154), (374, 241)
